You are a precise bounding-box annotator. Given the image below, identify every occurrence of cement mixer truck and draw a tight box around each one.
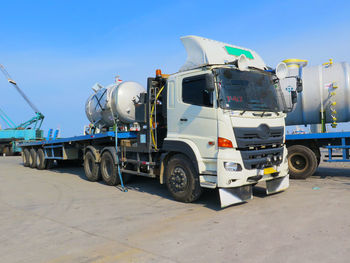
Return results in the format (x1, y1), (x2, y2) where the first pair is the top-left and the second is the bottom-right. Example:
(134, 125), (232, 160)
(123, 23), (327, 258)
(19, 36), (297, 208)
(281, 59), (350, 179)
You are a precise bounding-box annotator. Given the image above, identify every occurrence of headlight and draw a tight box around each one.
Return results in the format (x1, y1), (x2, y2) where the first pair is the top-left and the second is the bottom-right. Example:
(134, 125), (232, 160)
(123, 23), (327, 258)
(224, 162), (242, 172)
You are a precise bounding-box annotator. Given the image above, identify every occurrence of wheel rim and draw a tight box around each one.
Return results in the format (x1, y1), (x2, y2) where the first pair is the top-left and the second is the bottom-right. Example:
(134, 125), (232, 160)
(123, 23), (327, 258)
(289, 153), (309, 173)
(169, 166), (188, 192)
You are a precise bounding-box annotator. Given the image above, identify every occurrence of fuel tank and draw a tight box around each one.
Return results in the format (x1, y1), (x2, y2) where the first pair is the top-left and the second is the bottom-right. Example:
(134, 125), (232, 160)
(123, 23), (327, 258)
(85, 81), (145, 127)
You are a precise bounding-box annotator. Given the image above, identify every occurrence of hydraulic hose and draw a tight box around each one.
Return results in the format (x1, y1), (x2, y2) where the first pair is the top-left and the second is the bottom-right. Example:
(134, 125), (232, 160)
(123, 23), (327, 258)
(150, 86), (164, 150)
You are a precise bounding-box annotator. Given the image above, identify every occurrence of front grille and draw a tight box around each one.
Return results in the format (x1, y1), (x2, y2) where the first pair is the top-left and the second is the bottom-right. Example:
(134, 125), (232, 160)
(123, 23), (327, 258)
(234, 125), (284, 169)
(234, 126), (284, 148)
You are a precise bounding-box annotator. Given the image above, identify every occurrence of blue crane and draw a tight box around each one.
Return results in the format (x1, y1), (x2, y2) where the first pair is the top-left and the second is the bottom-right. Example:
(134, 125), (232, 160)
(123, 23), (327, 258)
(0, 64), (44, 155)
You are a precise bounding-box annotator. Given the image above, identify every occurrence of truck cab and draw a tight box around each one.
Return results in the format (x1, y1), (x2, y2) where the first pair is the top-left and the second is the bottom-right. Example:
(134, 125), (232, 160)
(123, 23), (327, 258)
(160, 36), (291, 207)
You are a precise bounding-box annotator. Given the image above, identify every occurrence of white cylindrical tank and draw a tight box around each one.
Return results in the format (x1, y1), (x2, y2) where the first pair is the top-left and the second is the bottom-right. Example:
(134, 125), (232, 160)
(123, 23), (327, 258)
(285, 61), (350, 126)
(85, 81), (145, 127)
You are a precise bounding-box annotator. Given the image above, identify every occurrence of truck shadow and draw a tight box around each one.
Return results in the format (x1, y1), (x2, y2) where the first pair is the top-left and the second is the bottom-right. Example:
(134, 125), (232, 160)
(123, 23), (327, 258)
(314, 166), (350, 179)
(49, 164), (222, 211)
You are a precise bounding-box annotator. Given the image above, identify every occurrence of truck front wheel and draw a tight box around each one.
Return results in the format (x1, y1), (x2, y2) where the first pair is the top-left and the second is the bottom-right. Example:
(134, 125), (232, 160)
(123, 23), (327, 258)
(165, 154), (202, 203)
(288, 145), (318, 179)
(84, 151), (101, 182)
(101, 151), (120, 186)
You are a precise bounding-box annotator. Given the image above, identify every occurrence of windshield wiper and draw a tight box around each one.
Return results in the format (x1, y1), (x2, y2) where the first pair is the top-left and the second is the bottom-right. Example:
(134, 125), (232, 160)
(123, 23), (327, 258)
(240, 110), (246, 116)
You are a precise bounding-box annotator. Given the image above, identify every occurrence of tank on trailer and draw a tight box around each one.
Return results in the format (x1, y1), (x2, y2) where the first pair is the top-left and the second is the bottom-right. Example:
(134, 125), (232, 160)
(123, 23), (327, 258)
(282, 60), (350, 127)
(281, 59), (350, 179)
(85, 81), (146, 127)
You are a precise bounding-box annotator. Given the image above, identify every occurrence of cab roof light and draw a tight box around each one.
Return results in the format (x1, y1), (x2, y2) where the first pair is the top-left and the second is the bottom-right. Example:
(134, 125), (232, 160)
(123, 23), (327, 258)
(156, 69), (162, 77)
(218, 137), (233, 148)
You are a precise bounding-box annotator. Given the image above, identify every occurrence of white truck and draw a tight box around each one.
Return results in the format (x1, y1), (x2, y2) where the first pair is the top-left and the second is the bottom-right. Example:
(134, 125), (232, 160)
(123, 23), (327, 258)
(20, 36), (296, 208)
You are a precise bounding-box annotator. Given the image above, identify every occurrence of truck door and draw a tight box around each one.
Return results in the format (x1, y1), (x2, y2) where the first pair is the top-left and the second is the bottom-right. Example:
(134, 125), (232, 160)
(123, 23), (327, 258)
(167, 72), (218, 159)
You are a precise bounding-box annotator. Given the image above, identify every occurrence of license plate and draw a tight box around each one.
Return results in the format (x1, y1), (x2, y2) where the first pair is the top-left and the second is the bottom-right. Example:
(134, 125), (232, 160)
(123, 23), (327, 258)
(264, 167), (277, 175)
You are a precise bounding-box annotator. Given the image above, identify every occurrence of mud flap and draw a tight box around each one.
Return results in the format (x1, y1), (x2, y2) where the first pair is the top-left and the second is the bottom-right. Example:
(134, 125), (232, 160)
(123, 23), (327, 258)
(219, 185), (253, 208)
(266, 175), (289, 195)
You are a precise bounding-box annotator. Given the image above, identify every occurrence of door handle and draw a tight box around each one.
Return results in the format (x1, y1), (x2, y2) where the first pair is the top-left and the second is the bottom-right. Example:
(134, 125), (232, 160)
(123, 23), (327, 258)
(180, 118), (188, 122)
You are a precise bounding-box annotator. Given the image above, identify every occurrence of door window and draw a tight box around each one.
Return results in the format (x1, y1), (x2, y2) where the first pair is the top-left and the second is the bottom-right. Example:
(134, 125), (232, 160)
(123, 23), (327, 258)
(182, 75), (213, 107)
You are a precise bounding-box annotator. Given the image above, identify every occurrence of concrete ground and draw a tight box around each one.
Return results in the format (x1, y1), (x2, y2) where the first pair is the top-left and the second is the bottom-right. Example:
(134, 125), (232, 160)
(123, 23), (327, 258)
(0, 157), (349, 263)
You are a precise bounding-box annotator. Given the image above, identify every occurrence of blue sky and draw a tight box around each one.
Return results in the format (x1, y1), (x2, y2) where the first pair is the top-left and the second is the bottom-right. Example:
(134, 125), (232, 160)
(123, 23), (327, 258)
(1, 0), (350, 136)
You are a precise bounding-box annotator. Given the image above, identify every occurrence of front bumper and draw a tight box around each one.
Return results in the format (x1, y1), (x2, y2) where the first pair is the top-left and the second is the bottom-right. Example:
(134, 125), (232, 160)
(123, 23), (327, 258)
(199, 147), (289, 208)
(218, 174), (289, 208)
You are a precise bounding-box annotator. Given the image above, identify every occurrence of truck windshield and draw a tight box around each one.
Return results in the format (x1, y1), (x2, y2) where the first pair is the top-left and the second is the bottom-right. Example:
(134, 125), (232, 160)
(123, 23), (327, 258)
(216, 68), (282, 112)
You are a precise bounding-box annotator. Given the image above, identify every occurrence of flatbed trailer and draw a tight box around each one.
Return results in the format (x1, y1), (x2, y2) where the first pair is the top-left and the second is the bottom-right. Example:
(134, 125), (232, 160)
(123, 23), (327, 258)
(285, 131), (350, 179)
(19, 131), (136, 165)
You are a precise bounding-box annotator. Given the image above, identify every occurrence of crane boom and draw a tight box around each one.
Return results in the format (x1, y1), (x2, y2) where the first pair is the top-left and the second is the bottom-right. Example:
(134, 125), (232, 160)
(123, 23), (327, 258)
(0, 64), (44, 129)
(0, 64), (42, 114)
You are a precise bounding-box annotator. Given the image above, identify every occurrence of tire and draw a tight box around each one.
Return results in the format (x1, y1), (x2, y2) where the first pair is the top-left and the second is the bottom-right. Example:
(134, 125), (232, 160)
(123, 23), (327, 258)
(165, 154), (202, 203)
(23, 148), (30, 167)
(29, 149), (37, 168)
(36, 148), (47, 170)
(288, 145), (318, 179)
(101, 151), (120, 186)
(312, 147), (321, 166)
(84, 151), (101, 182)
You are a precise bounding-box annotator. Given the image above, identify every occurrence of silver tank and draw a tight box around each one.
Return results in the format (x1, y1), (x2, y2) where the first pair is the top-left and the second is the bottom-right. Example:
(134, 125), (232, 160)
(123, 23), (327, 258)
(85, 81), (145, 127)
(285, 62), (350, 126)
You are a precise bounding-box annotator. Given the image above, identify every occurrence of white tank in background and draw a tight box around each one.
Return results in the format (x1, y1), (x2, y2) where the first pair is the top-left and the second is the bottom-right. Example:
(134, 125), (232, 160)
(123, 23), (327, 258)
(281, 59), (350, 128)
(85, 81), (145, 127)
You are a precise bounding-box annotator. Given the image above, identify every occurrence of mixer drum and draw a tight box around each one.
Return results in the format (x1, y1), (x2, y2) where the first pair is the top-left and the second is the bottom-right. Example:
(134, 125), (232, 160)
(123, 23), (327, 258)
(85, 81), (145, 127)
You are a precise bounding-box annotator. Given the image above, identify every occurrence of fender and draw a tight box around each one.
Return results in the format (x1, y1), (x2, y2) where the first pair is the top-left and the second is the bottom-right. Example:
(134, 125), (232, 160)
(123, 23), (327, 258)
(84, 146), (102, 162)
(160, 139), (206, 184)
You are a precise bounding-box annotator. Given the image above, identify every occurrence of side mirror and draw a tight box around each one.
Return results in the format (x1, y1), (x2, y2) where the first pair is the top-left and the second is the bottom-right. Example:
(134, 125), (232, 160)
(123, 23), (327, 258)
(275, 62), (289, 80)
(205, 73), (215, 92)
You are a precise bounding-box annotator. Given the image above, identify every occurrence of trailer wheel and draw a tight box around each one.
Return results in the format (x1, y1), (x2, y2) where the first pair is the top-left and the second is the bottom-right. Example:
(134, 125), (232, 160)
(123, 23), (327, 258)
(84, 151), (101, 182)
(36, 148), (46, 170)
(288, 145), (318, 179)
(101, 151), (120, 186)
(23, 148), (30, 167)
(29, 149), (37, 168)
(165, 154), (202, 203)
